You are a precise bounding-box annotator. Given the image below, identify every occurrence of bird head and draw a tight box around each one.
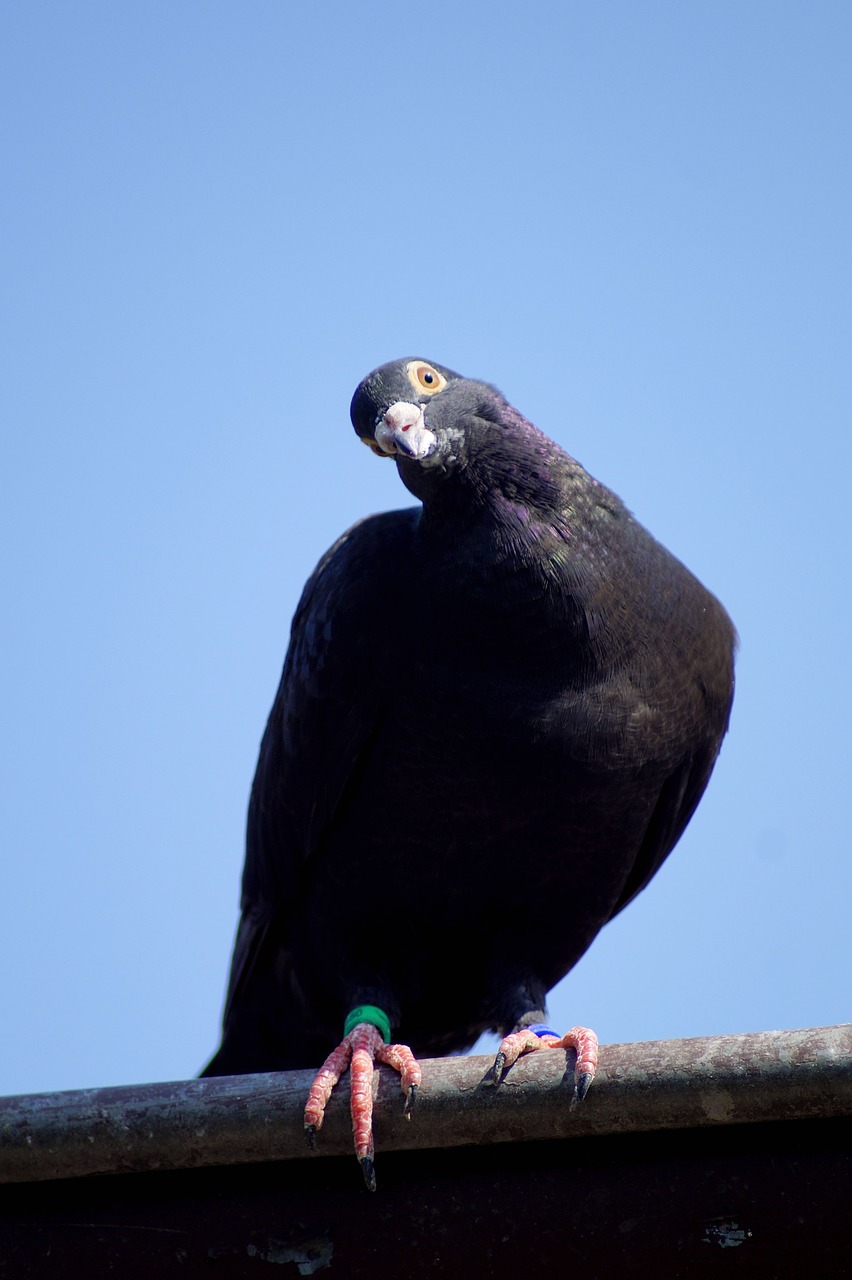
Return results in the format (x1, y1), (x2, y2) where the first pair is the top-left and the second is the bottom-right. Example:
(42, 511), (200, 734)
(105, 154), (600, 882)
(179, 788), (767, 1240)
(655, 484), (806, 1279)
(350, 357), (518, 504)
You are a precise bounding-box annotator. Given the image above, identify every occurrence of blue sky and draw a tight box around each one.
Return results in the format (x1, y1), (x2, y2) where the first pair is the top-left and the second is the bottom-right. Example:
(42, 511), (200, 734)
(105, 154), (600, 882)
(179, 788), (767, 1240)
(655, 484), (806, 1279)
(2, 3), (850, 1097)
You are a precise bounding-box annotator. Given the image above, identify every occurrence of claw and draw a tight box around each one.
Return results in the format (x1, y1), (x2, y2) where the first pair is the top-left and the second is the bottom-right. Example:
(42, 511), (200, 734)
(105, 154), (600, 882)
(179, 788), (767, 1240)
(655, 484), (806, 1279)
(490, 1027), (549, 1085)
(561, 1026), (599, 1098)
(575, 1069), (594, 1104)
(490, 1022), (599, 1101)
(303, 1021), (422, 1191)
(488, 1050), (508, 1086)
(359, 1154), (377, 1192)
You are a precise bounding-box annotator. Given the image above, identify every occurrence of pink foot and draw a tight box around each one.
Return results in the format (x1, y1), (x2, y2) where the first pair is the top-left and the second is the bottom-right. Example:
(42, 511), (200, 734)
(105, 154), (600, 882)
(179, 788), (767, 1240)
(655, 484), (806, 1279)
(491, 1023), (599, 1102)
(304, 1022), (421, 1190)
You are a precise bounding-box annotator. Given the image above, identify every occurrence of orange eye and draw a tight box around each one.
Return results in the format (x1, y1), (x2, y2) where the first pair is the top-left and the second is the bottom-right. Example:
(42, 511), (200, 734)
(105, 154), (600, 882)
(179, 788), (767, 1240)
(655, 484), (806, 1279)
(407, 361), (446, 395)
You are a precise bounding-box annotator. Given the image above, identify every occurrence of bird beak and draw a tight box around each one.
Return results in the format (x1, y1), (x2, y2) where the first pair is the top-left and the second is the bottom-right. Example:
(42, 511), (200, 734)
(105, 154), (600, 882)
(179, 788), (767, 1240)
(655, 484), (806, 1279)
(371, 401), (437, 461)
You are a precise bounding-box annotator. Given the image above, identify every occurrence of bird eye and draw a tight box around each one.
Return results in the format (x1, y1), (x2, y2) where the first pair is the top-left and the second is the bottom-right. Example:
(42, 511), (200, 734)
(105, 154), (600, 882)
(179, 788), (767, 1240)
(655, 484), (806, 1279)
(406, 361), (447, 396)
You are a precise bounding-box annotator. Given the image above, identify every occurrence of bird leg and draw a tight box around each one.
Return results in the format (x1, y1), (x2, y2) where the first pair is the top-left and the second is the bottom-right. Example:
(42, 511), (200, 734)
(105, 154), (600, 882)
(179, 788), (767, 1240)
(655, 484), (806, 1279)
(304, 1020), (421, 1191)
(490, 1022), (599, 1103)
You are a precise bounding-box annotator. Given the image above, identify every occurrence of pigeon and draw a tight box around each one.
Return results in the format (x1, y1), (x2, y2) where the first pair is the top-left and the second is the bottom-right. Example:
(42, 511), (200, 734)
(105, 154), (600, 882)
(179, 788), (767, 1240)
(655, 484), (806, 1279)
(203, 357), (736, 1190)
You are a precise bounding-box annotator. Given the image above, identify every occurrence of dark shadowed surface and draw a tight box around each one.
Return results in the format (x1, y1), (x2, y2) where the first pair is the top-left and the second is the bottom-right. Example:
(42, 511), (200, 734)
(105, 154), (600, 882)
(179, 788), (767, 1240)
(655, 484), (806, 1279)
(1, 1119), (849, 1278)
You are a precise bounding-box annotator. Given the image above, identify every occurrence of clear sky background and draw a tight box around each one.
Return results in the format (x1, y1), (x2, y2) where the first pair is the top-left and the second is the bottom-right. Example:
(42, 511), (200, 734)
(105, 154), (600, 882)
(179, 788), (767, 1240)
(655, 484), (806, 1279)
(2, 3), (850, 1098)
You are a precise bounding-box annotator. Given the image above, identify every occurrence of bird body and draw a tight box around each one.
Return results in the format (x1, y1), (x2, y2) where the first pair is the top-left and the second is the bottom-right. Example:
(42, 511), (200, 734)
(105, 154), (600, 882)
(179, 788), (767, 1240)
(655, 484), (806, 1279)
(205, 358), (735, 1094)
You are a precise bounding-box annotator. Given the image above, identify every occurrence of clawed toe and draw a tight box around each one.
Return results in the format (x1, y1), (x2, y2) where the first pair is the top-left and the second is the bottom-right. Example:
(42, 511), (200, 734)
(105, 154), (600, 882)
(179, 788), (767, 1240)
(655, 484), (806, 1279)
(490, 1022), (599, 1101)
(574, 1069), (595, 1104)
(303, 1007), (596, 1189)
(303, 1011), (422, 1190)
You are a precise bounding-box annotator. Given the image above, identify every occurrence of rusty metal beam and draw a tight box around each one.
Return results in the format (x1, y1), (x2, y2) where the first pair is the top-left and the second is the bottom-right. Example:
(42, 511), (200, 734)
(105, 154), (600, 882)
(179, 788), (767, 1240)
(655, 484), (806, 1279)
(1, 1024), (850, 1185)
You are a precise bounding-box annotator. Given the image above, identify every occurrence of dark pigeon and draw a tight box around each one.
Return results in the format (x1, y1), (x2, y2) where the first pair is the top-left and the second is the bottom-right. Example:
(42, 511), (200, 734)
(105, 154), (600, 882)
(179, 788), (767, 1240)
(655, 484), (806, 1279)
(204, 357), (735, 1186)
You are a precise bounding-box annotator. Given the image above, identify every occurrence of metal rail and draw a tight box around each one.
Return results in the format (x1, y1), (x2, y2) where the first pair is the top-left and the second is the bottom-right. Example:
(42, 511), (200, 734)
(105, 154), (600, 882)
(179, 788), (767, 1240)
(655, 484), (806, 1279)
(1, 1024), (849, 1184)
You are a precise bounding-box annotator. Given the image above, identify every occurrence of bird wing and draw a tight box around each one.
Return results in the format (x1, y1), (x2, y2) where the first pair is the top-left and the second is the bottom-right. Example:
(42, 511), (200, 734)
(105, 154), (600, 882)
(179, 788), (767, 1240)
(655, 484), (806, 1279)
(606, 736), (726, 922)
(219, 506), (420, 1028)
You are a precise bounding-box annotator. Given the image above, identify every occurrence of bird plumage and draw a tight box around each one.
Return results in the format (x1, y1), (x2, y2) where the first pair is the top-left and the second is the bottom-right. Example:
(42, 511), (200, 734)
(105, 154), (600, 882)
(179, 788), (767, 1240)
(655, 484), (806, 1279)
(204, 357), (735, 1078)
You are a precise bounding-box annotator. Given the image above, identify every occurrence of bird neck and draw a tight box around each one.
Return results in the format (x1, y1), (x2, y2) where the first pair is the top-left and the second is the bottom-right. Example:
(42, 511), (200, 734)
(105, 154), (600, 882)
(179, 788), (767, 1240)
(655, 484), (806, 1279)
(413, 488), (585, 639)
